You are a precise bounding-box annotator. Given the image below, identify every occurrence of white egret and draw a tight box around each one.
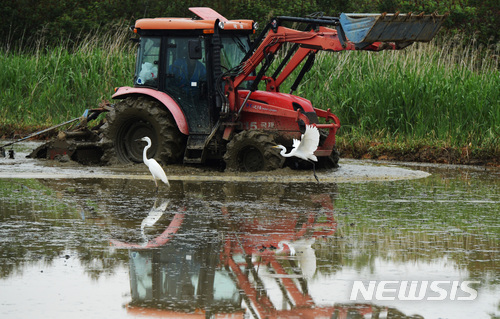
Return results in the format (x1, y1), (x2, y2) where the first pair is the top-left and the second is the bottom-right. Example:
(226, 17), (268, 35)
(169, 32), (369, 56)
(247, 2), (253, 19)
(273, 124), (320, 182)
(137, 136), (169, 190)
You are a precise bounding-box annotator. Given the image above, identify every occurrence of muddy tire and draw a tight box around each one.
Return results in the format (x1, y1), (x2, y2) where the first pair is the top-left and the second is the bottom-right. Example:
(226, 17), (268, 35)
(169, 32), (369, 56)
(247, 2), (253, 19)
(100, 96), (186, 165)
(317, 129), (340, 169)
(224, 131), (284, 172)
(317, 147), (340, 169)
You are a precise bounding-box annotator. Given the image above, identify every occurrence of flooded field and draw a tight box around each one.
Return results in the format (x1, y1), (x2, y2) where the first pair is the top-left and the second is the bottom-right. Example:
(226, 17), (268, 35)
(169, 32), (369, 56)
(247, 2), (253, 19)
(0, 141), (498, 319)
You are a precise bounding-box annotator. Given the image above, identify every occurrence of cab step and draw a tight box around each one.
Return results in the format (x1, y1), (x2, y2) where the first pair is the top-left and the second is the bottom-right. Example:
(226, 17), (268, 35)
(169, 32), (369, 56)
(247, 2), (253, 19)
(183, 134), (208, 164)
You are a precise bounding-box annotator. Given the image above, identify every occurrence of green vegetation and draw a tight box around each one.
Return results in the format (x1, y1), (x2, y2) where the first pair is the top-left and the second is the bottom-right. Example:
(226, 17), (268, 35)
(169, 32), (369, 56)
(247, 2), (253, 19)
(0, 27), (134, 132)
(0, 4), (498, 164)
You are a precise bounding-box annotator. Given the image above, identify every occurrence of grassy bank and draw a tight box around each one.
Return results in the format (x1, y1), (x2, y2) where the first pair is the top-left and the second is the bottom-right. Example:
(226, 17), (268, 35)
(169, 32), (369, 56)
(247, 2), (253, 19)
(0, 32), (498, 165)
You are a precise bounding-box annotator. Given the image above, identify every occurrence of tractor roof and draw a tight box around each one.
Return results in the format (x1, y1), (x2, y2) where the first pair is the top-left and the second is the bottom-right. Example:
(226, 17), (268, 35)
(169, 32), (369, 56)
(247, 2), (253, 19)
(134, 7), (254, 34)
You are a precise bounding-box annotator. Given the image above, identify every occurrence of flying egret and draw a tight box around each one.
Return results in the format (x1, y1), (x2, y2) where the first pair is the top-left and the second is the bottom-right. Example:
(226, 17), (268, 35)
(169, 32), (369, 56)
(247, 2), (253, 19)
(137, 136), (169, 190)
(273, 124), (320, 182)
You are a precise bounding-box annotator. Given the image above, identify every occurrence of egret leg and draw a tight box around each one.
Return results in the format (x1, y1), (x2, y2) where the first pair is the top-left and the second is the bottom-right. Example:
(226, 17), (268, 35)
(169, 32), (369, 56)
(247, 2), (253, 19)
(154, 179), (159, 193)
(312, 161), (319, 183)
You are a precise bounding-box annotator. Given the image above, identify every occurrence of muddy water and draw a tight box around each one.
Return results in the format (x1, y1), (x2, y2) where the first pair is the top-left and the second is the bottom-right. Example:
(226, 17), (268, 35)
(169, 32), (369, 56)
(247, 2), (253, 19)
(0, 142), (498, 319)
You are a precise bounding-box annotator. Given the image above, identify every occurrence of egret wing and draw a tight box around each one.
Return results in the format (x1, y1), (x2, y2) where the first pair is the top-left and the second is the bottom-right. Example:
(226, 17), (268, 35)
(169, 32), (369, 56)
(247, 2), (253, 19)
(148, 159), (170, 186)
(296, 125), (320, 161)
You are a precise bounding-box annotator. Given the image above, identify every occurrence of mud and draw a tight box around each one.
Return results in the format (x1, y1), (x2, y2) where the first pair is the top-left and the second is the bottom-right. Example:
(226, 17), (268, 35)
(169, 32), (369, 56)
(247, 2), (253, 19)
(0, 141), (430, 183)
(339, 141), (500, 167)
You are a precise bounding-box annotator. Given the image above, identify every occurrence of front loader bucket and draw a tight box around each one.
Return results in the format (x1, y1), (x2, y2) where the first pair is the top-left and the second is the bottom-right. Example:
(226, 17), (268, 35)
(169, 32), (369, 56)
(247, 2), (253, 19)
(339, 13), (446, 44)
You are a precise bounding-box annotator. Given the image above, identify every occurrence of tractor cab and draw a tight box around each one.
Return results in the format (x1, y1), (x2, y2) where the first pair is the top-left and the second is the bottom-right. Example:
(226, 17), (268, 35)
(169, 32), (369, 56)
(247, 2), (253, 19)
(132, 8), (255, 137)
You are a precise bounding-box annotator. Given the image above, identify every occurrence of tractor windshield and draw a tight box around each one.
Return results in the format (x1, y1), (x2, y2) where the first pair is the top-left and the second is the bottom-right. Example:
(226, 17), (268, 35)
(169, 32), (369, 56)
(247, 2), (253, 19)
(135, 37), (161, 88)
(220, 35), (250, 71)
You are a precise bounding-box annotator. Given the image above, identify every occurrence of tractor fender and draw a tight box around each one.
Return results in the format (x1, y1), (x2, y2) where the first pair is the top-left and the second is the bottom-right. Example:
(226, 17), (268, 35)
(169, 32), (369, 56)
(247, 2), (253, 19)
(112, 86), (189, 135)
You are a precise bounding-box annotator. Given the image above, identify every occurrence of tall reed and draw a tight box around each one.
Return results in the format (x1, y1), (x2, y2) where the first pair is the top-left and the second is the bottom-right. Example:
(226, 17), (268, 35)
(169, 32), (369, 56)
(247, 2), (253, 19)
(0, 24), (135, 131)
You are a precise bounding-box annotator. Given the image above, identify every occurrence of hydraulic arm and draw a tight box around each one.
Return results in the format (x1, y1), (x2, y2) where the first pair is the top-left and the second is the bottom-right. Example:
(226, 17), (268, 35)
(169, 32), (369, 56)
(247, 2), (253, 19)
(228, 13), (446, 95)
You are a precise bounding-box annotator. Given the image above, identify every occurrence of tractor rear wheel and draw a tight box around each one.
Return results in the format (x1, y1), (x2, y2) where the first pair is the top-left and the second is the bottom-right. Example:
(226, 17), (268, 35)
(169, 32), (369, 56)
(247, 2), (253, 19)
(100, 96), (186, 165)
(224, 131), (284, 172)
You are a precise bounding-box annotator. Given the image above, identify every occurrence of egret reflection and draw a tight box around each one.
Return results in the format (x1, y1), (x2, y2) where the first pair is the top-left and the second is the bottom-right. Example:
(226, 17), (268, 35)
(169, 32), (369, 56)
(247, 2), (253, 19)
(140, 198), (169, 245)
(276, 238), (317, 279)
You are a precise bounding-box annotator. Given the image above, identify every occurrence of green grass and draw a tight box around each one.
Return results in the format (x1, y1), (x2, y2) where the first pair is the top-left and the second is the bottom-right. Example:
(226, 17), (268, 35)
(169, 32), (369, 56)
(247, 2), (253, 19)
(0, 31), (498, 163)
(0, 27), (135, 131)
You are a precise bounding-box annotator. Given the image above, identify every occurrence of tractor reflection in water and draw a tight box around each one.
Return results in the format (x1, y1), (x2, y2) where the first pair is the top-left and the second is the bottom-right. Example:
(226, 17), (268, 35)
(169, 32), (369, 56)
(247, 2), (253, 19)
(110, 193), (417, 318)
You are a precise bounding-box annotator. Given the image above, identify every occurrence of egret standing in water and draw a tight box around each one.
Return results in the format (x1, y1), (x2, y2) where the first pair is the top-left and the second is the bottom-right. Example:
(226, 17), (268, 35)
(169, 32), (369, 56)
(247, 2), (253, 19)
(137, 136), (169, 190)
(273, 124), (320, 182)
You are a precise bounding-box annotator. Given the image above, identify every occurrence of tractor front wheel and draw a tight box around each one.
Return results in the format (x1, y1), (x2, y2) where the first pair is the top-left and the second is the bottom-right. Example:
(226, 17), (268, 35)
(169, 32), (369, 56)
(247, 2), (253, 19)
(100, 96), (186, 165)
(224, 131), (284, 172)
(317, 147), (340, 169)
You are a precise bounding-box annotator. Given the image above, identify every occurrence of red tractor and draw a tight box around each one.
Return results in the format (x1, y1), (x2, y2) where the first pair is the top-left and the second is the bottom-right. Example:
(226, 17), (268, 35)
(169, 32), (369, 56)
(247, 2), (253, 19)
(30, 8), (445, 171)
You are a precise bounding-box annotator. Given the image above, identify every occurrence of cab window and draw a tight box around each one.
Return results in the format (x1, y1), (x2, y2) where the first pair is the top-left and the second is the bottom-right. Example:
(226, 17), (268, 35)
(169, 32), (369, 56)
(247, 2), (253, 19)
(135, 37), (161, 87)
(220, 35), (250, 70)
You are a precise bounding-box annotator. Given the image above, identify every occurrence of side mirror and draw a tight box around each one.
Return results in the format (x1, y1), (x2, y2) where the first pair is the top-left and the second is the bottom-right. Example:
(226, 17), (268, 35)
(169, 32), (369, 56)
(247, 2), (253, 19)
(188, 39), (203, 60)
